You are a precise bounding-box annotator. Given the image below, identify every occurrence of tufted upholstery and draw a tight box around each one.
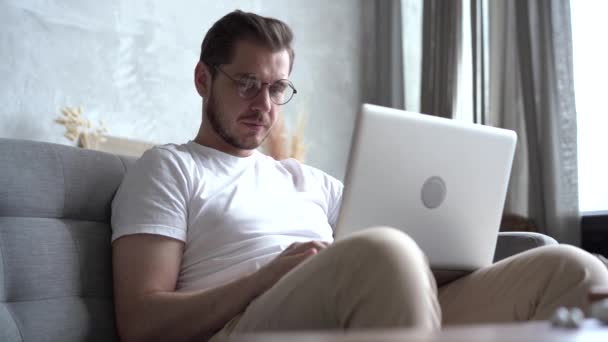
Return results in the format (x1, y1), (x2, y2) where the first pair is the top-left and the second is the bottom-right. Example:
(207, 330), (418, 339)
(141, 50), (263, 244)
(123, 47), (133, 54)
(0, 138), (135, 342)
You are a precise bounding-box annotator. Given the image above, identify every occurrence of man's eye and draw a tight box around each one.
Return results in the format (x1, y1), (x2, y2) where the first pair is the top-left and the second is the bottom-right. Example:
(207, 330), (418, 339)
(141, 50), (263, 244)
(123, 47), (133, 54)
(238, 77), (259, 91)
(270, 82), (288, 95)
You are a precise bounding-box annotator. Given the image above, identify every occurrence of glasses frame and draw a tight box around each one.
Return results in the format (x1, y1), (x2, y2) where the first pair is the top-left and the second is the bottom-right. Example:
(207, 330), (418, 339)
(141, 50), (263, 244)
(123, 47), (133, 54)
(213, 65), (297, 105)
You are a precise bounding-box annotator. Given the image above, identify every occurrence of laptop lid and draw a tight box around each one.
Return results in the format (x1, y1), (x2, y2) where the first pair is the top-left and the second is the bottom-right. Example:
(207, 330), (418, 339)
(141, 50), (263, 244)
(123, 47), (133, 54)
(335, 104), (517, 271)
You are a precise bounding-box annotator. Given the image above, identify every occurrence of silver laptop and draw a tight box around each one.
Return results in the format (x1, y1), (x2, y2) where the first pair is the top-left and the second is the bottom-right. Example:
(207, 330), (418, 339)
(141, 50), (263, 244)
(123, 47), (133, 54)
(335, 104), (517, 271)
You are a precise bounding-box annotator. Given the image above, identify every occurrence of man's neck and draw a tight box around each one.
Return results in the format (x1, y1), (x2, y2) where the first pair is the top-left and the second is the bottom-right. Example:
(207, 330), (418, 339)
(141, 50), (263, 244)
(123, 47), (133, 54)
(193, 133), (254, 158)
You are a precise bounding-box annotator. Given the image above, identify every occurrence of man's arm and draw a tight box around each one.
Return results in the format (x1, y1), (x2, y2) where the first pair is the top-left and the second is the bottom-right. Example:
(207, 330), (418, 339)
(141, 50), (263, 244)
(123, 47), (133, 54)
(112, 233), (327, 342)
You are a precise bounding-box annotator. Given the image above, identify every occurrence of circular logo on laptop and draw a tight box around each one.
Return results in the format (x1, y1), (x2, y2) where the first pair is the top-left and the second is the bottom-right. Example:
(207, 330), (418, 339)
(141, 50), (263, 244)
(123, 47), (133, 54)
(421, 176), (446, 209)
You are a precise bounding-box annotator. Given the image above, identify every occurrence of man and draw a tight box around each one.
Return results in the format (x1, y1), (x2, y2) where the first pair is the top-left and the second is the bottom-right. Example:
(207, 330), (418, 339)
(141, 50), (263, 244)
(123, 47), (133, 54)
(111, 10), (608, 342)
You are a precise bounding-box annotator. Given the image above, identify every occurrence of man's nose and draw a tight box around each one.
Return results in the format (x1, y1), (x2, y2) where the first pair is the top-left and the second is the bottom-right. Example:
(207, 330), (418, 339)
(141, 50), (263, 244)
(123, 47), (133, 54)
(250, 85), (272, 113)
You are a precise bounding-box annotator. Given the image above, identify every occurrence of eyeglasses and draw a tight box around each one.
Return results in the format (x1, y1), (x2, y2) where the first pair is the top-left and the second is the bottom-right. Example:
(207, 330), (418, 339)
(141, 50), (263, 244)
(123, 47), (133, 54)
(213, 65), (297, 105)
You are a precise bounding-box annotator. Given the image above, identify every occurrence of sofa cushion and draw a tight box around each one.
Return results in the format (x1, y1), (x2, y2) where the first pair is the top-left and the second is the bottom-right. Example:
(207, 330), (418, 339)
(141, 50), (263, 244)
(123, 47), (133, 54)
(0, 138), (133, 221)
(0, 138), (136, 342)
(0, 218), (112, 301)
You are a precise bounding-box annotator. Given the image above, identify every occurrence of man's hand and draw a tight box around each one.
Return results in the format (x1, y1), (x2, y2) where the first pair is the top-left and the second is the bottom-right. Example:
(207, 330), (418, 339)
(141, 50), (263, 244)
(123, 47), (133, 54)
(252, 241), (331, 294)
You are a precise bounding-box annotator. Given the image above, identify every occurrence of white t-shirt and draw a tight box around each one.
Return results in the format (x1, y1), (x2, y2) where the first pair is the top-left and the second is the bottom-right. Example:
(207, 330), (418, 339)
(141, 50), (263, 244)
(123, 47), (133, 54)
(111, 141), (343, 291)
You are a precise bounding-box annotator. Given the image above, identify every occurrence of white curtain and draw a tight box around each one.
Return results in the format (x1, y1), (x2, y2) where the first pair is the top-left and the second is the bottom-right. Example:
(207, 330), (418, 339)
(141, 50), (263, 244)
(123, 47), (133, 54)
(486, 0), (580, 244)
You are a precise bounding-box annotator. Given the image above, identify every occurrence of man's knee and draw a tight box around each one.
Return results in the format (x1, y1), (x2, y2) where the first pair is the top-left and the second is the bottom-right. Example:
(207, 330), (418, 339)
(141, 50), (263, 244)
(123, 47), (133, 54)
(330, 227), (440, 328)
(533, 245), (608, 286)
(334, 226), (428, 272)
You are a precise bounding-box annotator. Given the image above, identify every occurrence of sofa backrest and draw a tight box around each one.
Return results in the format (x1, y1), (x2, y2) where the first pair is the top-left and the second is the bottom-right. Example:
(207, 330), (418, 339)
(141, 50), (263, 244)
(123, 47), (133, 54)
(0, 138), (136, 342)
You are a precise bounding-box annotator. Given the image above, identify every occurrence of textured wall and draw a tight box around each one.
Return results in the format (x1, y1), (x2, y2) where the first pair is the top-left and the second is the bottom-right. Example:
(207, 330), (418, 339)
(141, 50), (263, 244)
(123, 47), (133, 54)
(0, 0), (363, 180)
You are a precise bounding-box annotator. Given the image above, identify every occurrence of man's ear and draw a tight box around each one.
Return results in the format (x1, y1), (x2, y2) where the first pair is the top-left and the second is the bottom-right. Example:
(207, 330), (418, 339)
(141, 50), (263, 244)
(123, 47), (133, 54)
(194, 62), (211, 97)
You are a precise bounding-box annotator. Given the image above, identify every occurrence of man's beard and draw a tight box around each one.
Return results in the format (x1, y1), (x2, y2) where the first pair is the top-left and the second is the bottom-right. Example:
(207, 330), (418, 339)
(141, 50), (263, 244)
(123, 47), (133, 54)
(206, 93), (269, 151)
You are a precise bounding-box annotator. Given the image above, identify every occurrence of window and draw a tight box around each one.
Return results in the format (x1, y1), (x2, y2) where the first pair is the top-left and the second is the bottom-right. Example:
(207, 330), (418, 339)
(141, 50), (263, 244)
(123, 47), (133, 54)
(401, 1), (607, 214)
(571, 0), (608, 213)
(401, 0), (423, 112)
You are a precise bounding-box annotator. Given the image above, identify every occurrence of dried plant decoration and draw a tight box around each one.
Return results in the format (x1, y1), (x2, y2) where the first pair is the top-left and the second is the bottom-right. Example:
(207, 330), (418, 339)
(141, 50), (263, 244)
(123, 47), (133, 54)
(290, 112), (308, 162)
(262, 111), (308, 162)
(54, 106), (108, 148)
(263, 111), (290, 160)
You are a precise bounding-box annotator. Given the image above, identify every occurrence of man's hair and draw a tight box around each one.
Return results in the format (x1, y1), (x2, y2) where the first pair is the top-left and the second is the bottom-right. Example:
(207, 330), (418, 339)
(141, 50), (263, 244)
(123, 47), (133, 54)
(200, 10), (295, 77)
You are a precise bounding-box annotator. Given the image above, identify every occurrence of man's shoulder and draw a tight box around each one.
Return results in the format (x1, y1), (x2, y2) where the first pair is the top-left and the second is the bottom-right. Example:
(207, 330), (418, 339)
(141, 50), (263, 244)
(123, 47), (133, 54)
(142, 143), (192, 161)
(130, 143), (197, 179)
(138, 143), (194, 165)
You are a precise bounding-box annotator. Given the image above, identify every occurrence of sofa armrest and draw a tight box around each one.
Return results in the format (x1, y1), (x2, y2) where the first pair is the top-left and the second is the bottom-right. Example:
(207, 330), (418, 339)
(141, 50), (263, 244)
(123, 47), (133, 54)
(493, 232), (558, 262)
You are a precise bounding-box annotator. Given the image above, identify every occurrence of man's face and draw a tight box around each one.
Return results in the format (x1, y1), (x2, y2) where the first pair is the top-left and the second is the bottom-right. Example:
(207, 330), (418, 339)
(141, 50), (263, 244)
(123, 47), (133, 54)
(200, 40), (291, 157)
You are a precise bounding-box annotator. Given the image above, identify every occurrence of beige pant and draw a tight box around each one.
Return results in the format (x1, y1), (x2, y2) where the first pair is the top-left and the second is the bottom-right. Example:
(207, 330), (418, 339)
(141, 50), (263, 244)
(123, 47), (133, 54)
(212, 227), (608, 338)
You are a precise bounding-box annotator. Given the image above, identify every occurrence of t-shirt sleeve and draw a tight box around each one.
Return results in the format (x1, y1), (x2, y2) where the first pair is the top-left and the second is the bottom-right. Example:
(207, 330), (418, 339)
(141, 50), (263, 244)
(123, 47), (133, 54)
(111, 146), (191, 242)
(325, 173), (343, 230)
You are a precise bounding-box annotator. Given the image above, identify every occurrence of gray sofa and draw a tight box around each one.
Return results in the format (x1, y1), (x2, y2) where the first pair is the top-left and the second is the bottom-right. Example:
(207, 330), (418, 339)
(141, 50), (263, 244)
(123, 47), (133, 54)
(0, 138), (557, 342)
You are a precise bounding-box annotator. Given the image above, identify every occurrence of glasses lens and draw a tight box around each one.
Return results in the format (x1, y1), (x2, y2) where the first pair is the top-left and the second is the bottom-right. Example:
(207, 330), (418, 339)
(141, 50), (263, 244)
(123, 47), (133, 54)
(233, 75), (296, 105)
(270, 80), (295, 105)
(237, 77), (261, 99)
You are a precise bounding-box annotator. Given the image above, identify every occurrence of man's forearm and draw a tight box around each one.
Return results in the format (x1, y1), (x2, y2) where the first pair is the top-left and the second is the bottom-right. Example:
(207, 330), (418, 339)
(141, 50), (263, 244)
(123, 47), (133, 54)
(117, 272), (264, 342)
(116, 240), (324, 342)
